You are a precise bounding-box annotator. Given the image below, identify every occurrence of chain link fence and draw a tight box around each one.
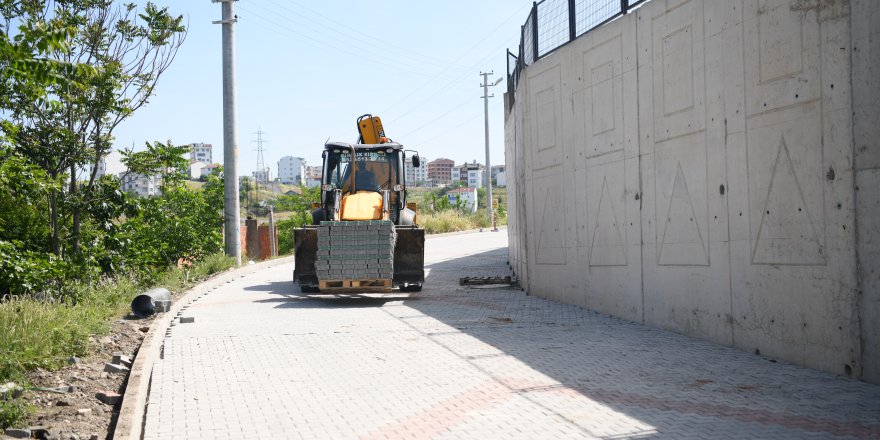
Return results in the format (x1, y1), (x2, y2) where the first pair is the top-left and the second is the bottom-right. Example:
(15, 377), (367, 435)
(507, 0), (650, 109)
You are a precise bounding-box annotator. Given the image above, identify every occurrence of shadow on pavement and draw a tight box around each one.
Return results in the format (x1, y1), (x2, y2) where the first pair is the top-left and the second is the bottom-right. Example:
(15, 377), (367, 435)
(260, 294), (414, 309)
(243, 280), (297, 294)
(244, 280), (416, 309)
(395, 247), (880, 439)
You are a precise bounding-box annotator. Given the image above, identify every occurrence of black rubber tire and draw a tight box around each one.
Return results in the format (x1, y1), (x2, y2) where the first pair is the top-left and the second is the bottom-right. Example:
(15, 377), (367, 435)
(300, 285), (320, 293)
(399, 283), (422, 292)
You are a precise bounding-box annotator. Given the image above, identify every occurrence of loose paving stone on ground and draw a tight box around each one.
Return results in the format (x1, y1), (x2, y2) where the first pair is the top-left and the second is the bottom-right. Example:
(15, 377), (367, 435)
(142, 231), (880, 439)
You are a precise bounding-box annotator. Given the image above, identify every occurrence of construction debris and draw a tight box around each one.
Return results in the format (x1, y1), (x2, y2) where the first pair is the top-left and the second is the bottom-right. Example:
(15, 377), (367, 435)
(103, 363), (129, 374)
(95, 391), (120, 405)
(459, 276), (513, 286)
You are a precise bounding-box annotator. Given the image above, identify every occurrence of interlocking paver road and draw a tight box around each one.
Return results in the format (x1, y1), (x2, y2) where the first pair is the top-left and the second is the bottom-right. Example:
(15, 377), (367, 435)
(143, 231), (880, 439)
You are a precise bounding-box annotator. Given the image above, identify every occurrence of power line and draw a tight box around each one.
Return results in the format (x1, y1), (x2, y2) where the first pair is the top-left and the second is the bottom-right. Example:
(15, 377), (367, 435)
(262, 0), (473, 71)
(382, 40), (507, 128)
(405, 108), (483, 147)
(238, 2), (526, 136)
(382, 29), (523, 127)
(395, 94), (476, 140)
(379, 3), (531, 116)
(235, 4), (459, 81)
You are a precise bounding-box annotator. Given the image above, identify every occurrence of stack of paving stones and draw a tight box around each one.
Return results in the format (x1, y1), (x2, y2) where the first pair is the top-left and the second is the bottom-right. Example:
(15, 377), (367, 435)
(315, 220), (395, 281)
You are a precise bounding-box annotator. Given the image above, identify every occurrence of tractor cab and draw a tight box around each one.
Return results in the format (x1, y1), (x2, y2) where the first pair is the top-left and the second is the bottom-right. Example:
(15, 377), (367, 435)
(314, 141), (419, 226)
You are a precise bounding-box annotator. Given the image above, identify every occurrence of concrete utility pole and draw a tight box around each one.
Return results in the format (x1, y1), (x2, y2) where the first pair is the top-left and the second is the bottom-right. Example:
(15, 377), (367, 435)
(213, 0), (240, 265)
(480, 71), (502, 232)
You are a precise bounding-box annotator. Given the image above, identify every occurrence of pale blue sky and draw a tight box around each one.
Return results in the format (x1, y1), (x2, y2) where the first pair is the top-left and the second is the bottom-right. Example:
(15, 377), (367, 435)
(111, 1), (533, 176)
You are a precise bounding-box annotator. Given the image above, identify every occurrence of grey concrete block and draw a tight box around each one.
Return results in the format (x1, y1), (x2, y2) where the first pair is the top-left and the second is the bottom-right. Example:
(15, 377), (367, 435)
(112, 354), (132, 368)
(104, 363), (129, 374)
(179, 316), (195, 324)
(95, 391), (121, 405)
(4, 429), (30, 439)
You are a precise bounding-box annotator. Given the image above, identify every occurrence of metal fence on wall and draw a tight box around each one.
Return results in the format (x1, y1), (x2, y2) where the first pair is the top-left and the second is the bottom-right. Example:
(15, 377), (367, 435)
(507, 0), (649, 109)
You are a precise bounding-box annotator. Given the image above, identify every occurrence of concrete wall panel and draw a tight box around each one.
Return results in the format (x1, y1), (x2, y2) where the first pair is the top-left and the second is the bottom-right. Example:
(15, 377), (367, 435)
(505, 0), (878, 381)
(857, 169), (880, 382)
(637, 0), (733, 347)
(566, 14), (643, 321)
(852, 0), (880, 382)
(730, 0), (859, 376)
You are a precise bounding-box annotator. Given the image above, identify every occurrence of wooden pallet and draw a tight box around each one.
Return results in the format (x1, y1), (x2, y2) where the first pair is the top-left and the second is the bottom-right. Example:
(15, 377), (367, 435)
(319, 279), (393, 290)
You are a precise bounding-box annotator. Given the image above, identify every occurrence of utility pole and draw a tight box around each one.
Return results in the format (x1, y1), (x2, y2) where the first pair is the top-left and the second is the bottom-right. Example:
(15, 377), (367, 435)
(213, 0), (240, 265)
(480, 71), (502, 232)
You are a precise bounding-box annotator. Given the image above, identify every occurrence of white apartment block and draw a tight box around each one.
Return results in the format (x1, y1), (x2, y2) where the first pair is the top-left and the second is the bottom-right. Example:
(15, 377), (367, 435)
(120, 172), (162, 197)
(467, 168), (484, 189)
(491, 165), (505, 183)
(189, 161), (208, 180)
(189, 143), (213, 164)
(277, 156), (305, 185)
(404, 156), (427, 186)
(80, 150), (125, 181)
(452, 161), (485, 188)
(447, 187), (478, 212)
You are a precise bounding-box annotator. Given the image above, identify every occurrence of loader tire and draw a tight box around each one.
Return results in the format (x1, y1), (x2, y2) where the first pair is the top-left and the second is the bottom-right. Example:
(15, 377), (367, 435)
(399, 283), (422, 292)
(300, 284), (319, 293)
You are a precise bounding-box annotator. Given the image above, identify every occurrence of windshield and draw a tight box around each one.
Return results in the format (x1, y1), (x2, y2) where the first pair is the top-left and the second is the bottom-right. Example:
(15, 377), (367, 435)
(324, 149), (399, 194)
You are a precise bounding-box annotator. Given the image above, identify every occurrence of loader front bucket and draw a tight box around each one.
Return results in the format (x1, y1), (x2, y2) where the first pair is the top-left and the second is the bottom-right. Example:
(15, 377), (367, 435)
(393, 226), (425, 285)
(293, 227), (318, 289)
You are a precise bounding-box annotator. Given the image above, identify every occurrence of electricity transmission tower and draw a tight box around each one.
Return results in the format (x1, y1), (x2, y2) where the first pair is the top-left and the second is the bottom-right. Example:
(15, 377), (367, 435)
(253, 128), (269, 212)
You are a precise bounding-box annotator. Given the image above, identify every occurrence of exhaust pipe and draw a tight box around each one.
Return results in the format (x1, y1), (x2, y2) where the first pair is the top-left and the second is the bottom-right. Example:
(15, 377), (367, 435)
(131, 288), (172, 318)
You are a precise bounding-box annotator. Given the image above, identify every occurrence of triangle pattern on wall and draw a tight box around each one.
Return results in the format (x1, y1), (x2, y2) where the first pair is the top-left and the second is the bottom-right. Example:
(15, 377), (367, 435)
(536, 183), (566, 265)
(658, 163), (708, 265)
(752, 135), (824, 265)
(590, 176), (627, 266)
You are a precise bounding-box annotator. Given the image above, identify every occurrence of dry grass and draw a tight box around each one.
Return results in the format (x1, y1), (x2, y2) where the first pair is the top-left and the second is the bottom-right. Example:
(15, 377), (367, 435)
(419, 209), (504, 234)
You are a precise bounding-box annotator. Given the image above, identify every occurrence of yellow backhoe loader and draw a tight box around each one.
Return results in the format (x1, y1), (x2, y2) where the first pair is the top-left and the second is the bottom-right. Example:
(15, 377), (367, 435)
(292, 115), (425, 292)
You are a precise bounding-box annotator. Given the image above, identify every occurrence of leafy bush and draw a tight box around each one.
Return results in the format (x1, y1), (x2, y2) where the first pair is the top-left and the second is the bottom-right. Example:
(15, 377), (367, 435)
(0, 399), (29, 430)
(277, 212), (312, 255)
(118, 186), (223, 279)
(0, 241), (80, 300)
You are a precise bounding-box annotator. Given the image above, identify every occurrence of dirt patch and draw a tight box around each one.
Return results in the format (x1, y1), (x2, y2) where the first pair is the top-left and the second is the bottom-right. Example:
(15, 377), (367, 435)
(14, 316), (152, 440)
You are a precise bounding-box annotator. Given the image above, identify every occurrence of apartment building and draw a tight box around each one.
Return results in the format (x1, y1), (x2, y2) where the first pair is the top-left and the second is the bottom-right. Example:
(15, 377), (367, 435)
(278, 156), (306, 185)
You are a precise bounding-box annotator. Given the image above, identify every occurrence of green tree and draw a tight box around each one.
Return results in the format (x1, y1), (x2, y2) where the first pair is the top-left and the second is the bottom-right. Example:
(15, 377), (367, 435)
(1, 1), (186, 258)
(117, 141), (223, 277)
